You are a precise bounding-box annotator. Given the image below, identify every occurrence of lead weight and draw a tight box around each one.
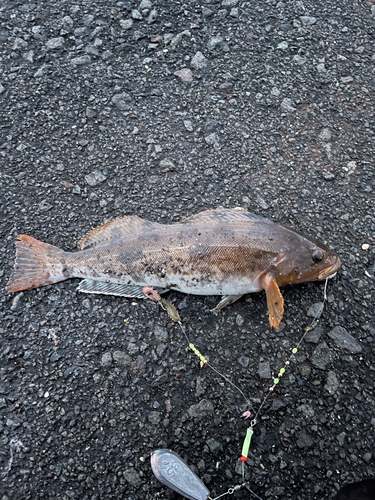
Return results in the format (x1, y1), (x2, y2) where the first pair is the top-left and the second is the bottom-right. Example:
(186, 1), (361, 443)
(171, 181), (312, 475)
(151, 449), (210, 500)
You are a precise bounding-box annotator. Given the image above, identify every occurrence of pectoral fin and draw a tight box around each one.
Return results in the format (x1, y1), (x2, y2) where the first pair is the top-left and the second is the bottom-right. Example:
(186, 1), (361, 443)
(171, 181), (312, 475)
(211, 294), (244, 313)
(262, 272), (284, 328)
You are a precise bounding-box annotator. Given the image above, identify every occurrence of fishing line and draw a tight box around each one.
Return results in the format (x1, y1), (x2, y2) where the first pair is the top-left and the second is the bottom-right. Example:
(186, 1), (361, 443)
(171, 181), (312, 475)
(157, 278), (329, 500)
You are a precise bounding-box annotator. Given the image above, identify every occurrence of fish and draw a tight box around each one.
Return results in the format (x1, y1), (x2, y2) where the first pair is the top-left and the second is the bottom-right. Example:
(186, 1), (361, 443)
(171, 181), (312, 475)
(6, 208), (342, 328)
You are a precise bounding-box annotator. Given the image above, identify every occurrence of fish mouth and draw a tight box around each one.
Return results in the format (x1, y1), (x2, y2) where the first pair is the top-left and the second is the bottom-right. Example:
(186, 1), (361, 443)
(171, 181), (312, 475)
(317, 257), (342, 280)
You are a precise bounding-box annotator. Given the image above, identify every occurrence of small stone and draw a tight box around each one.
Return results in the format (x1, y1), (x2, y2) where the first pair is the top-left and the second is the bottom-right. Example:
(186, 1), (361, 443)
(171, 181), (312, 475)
(111, 92), (132, 111)
(191, 51), (207, 70)
(327, 326), (362, 354)
(70, 55), (91, 65)
(93, 373), (102, 383)
(188, 399), (214, 418)
(322, 171), (335, 181)
(119, 19), (134, 30)
(317, 63), (326, 73)
(311, 342), (335, 370)
(319, 128), (332, 141)
(46, 37), (64, 49)
(300, 16), (317, 26)
(362, 244), (369, 251)
(23, 50), (34, 62)
(0, 83), (5, 94)
(344, 161), (356, 175)
(230, 8), (238, 17)
(13, 37), (28, 50)
(324, 371), (339, 394)
(50, 352), (61, 362)
(127, 342), (139, 355)
(147, 9), (157, 24)
(205, 133), (220, 149)
(218, 82), (233, 95)
(307, 302), (324, 318)
(131, 9), (143, 20)
(139, 0), (152, 9)
(281, 98), (296, 112)
(113, 351), (131, 366)
(207, 36), (224, 50)
(101, 352), (112, 367)
(238, 356), (249, 368)
(82, 298), (91, 309)
(123, 468), (143, 488)
(341, 76), (353, 83)
(184, 120), (194, 132)
(221, 0), (238, 5)
(277, 41), (288, 50)
(305, 326), (324, 344)
(174, 68), (193, 82)
(160, 159), (175, 170)
(204, 120), (218, 133)
(337, 432), (346, 446)
(85, 45), (99, 56)
(236, 314), (244, 326)
(363, 452), (372, 463)
(217, 9), (228, 20)
(85, 170), (107, 186)
(280, 23), (292, 31)
(62, 16), (74, 31)
(271, 87), (280, 96)
(293, 54), (306, 65)
(154, 325), (169, 341)
(207, 439), (222, 453)
(256, 196), (269, 210)
(258, 360), (271, 379)
(296, 431), (314, 449)
(148, 175), (159, 184)
(83, 14), (94, 26)
(203, 7), (214, 17)
(78, 474), (86, 482)
(74, 27), (87, 37)
(148, 411), (161, 425)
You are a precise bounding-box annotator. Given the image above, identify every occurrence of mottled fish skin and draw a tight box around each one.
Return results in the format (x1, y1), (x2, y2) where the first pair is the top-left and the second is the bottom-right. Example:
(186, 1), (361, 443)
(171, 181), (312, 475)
(6, 208), (342, 327)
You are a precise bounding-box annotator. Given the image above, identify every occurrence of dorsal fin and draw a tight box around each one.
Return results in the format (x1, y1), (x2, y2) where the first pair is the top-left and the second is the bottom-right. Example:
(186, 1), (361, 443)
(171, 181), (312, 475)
(178, 208), (269, 225)
(78, 216), (162, 250)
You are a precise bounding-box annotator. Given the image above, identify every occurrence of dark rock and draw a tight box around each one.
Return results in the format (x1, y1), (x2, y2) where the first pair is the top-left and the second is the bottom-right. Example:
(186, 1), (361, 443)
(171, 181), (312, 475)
(188, 399), (214, 418)
(327, 326), (362, 353)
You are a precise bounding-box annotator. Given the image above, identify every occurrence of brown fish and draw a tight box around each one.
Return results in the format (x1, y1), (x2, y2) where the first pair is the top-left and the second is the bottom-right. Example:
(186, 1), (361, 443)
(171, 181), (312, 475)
(6, 208), (342, 328)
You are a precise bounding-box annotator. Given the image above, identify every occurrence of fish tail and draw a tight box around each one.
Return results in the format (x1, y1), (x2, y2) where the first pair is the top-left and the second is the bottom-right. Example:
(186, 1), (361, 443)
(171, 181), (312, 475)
(6, 235), (69, 293)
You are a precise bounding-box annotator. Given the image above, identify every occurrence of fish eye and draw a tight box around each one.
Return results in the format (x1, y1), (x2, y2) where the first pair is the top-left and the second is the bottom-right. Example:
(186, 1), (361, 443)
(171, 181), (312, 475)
(312, 249), (324, 263)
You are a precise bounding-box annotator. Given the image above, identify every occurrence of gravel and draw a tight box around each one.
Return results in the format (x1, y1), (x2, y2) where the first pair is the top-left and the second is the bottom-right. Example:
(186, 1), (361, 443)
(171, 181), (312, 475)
(1, 0), (374, 498)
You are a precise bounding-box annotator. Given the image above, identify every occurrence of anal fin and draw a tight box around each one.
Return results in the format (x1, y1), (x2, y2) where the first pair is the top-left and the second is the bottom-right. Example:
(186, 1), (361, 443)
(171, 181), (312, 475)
(210, 294), (244, 313)
(262, 272), (284, 328)
(77, 279), (168, 298)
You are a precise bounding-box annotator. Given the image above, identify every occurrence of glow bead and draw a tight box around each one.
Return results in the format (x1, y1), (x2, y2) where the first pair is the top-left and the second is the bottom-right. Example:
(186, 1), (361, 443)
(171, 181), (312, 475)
(274, 378), (279, 384)
(280, 368), (285, 374)
(241, 428), (253, 460)
(285, 361), (290, 365)
(189, 343), (194, 349)
(292, 348), (298, 354)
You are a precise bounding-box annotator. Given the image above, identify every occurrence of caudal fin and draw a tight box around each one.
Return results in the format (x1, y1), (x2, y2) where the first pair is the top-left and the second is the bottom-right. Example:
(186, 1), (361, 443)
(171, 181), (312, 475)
(6, 235), (68, 293)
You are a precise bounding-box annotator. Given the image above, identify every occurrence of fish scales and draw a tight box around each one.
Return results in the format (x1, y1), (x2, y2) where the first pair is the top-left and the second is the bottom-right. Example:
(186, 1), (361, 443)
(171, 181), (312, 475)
(6, 208), (342, 328)
(63, 222), (280, 295)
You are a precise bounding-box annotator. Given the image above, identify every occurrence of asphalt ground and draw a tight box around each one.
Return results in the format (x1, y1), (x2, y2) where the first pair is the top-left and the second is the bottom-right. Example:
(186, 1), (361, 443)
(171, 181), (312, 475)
(1, 0), (375, 499)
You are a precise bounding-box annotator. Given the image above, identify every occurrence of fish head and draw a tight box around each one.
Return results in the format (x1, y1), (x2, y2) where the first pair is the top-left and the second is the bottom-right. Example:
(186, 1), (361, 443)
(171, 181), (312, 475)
(271, 229), (342, 286)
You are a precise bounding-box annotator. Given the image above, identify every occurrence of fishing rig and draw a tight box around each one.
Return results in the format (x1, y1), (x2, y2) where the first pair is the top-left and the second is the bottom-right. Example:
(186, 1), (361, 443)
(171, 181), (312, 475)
(148, 280), (329, 500)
